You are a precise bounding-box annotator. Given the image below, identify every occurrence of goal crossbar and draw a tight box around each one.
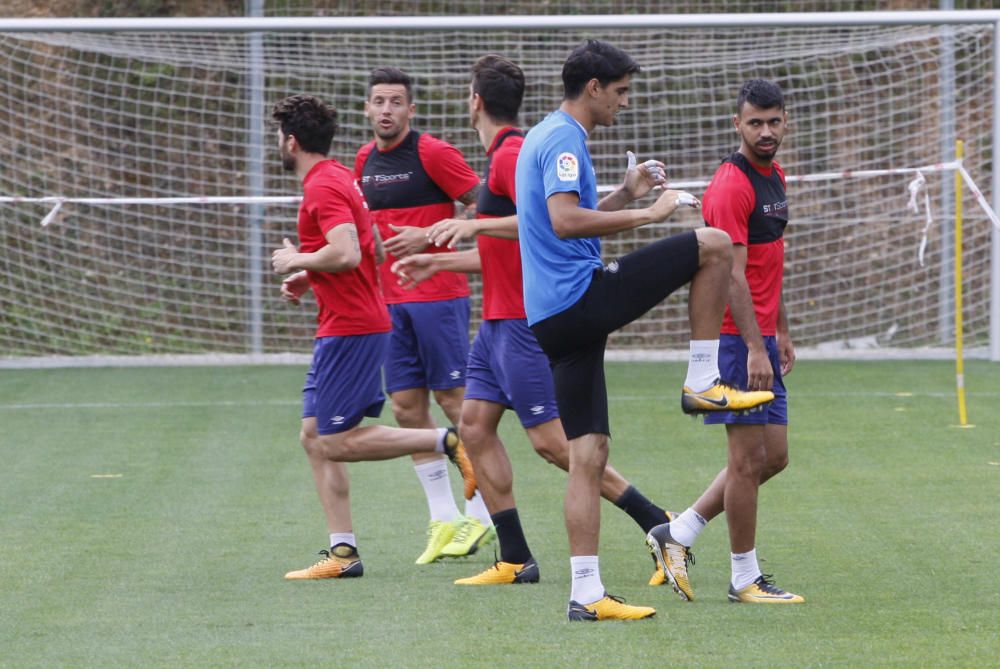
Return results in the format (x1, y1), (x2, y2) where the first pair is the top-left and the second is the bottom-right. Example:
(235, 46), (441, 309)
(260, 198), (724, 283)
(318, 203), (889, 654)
(2, 11), (1000, 33)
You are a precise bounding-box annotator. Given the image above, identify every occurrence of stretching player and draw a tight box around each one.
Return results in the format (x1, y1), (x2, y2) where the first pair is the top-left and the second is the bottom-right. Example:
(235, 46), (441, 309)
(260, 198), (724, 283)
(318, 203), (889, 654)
(355, 67), (493, 564)
(392, 54), (674, 588)
(647, 79), (803, 604)
(270, 94), (475, 580)
(516, 41), (774, 621)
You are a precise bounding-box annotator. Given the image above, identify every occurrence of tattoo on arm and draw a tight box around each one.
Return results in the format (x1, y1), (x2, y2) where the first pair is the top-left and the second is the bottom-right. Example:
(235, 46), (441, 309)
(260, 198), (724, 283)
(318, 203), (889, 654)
(457, 184), (480, 206)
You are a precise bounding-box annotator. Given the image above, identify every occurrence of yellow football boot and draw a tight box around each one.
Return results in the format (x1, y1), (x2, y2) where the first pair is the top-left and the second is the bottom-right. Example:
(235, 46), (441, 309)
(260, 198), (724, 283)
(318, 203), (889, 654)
(284, 544), (363, 580)
(681, 380), (774, 415)
(567, 594), (656, 621)
(454, 557), (539, 585)
(646, 522), (695, 601)
(440, 517), (496, 558)
(415, 518), (461, 565)
(443, 427), (477, 500)
(728, 575), (804, 604)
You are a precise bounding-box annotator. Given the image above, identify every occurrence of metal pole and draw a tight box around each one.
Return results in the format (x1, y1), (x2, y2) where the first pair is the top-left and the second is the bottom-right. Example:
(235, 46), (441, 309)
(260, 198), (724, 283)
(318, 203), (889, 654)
(2, 11), (1000, 33)
(246, 0), (265, 355)
(991, 20), (1000, 361)
(939, 0), (956, 345)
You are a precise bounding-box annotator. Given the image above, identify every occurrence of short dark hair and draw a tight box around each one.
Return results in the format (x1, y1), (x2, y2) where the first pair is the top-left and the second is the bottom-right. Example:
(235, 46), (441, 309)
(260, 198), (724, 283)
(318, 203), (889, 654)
(561, 40), (640, 100)
(368, 67), (413, 102)
(471, 54), (525, 124)
(737, 79), (785, 114)
(271, 94), (338, 155)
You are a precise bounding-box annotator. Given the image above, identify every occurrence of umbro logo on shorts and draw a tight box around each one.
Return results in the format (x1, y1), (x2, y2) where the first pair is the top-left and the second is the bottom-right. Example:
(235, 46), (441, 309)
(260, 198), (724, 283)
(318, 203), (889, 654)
(530, 405), (545, 415)
(449, 370), (462, 380)
(330, 416), (345, 425)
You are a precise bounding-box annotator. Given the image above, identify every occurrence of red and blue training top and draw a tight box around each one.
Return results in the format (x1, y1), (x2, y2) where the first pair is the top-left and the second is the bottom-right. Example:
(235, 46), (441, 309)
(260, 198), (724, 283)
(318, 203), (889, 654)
(702, 152), (788, 336)
(355, 130), (480, 305)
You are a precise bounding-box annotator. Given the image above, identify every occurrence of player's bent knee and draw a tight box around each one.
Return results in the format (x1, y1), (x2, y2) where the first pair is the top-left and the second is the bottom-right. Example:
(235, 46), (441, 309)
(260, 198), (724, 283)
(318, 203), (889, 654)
(694, 227), (732, 262)
(310, 431), (355, 461)
(457, 419), (490, 453)
(531, 440), (565, 468)
(762, 451), (789, 481)
(391, 403), (428, 427)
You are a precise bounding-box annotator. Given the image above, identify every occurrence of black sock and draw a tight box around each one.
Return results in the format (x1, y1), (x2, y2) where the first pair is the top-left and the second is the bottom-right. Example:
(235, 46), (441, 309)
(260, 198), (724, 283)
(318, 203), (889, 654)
(615, 485), (667, 534)
(491, 507), (532, 564)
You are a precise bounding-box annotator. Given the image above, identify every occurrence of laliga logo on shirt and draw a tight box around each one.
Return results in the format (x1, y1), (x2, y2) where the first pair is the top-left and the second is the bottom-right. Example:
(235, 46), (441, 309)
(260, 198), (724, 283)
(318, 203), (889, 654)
(556, 152), (579, 182)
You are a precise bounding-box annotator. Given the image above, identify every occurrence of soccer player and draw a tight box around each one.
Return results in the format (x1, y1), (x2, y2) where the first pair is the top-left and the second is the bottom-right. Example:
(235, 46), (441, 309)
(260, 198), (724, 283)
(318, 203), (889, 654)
(269, 94), (475, 580)
(516, 40), (774, 621)
(354, 67), (492, 565)
(646, 80), (804, 604)
(392, 54), (674, 588)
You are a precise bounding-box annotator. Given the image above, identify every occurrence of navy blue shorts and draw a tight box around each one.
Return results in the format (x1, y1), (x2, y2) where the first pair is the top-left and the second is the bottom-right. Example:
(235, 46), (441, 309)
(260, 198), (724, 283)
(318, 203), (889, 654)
(464, 319), (560, 429)
(302, 333), (390, 435)
(704, 334), (788, 426)
(384, 298), (470, 393)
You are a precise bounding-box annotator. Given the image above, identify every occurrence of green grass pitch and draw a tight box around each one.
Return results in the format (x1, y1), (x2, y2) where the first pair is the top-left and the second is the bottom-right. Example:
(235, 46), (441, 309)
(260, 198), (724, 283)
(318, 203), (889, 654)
(1, 360), (997, 667)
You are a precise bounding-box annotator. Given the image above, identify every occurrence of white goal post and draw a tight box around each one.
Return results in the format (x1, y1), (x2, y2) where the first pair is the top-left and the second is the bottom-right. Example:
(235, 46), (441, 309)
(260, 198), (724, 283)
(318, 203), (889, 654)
(1, 11), (998, 364)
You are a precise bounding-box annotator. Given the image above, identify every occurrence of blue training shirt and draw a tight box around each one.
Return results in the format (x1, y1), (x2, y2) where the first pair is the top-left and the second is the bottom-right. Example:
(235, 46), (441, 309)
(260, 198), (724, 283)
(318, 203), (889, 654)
(515, 110), (601, 326)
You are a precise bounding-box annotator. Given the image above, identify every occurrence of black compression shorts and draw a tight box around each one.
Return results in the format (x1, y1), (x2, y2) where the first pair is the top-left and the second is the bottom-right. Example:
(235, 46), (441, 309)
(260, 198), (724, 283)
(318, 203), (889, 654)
(530, 230), (700, 440)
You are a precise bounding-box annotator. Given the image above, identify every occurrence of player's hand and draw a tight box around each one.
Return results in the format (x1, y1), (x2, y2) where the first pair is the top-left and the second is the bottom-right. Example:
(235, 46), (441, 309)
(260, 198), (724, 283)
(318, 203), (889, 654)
(647, 188), (700, 222)
(280, 270), (310, 305)
(384, 224), (431, 258)
(622, 150), (667, 200)
(426, 218), (477, 248)
(778, 333), (796, 376)
(746, 346), (774, 391)
(271, 238), (300, 274)
(391, 253), (437, 289)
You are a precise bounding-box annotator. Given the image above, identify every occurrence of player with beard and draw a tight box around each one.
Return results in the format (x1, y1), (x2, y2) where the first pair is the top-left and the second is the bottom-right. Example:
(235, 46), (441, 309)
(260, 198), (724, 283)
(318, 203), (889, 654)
(647, 79), (804, 605)
(355, 67), (493, 566)
(270, 94), (475, 580)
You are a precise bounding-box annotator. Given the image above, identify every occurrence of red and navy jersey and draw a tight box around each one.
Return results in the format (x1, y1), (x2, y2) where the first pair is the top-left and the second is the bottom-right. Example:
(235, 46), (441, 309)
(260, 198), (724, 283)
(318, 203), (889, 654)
(702, 152), (787, 336)
(476, 127), (525, 321)
(354, 130), (479, 304)
(298, 159), (391, 338)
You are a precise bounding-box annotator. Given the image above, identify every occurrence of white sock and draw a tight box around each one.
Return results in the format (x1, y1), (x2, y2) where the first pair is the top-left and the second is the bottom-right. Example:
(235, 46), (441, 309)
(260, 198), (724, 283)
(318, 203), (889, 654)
(669, 508), (707, 547)
(684, 339), (720, 392)
(731, 548), (762, 590)
(329, 533), (356, 550)
(414, 459), (461, 522)
(434, 427), (449, 452)
(463, 490), (492, 525)
(569, 555), (604, 605)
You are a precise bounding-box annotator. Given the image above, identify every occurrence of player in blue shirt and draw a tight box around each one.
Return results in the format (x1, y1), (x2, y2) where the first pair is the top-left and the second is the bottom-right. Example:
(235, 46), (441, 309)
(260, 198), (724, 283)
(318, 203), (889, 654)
(515, 39), (775, 621)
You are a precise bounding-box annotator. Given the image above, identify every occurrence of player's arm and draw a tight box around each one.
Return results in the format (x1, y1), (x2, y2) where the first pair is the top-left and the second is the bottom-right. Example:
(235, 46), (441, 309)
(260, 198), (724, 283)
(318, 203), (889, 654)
(372, 224), (386, 264)
(727, 244), (773, 391)
(777, 296), (795, 376)
(271, 223), (362, 275)
(279, 270), (311, 305)
(548, 188), (694, 239)
(456, 184), (480, 208)
(426, 214), (518, 248)
(391, 248), (482, 289)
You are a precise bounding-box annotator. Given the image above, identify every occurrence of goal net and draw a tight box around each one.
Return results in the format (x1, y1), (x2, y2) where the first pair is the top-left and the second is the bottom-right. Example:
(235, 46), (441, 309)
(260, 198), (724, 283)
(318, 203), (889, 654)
(0, 17), (996, 361)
